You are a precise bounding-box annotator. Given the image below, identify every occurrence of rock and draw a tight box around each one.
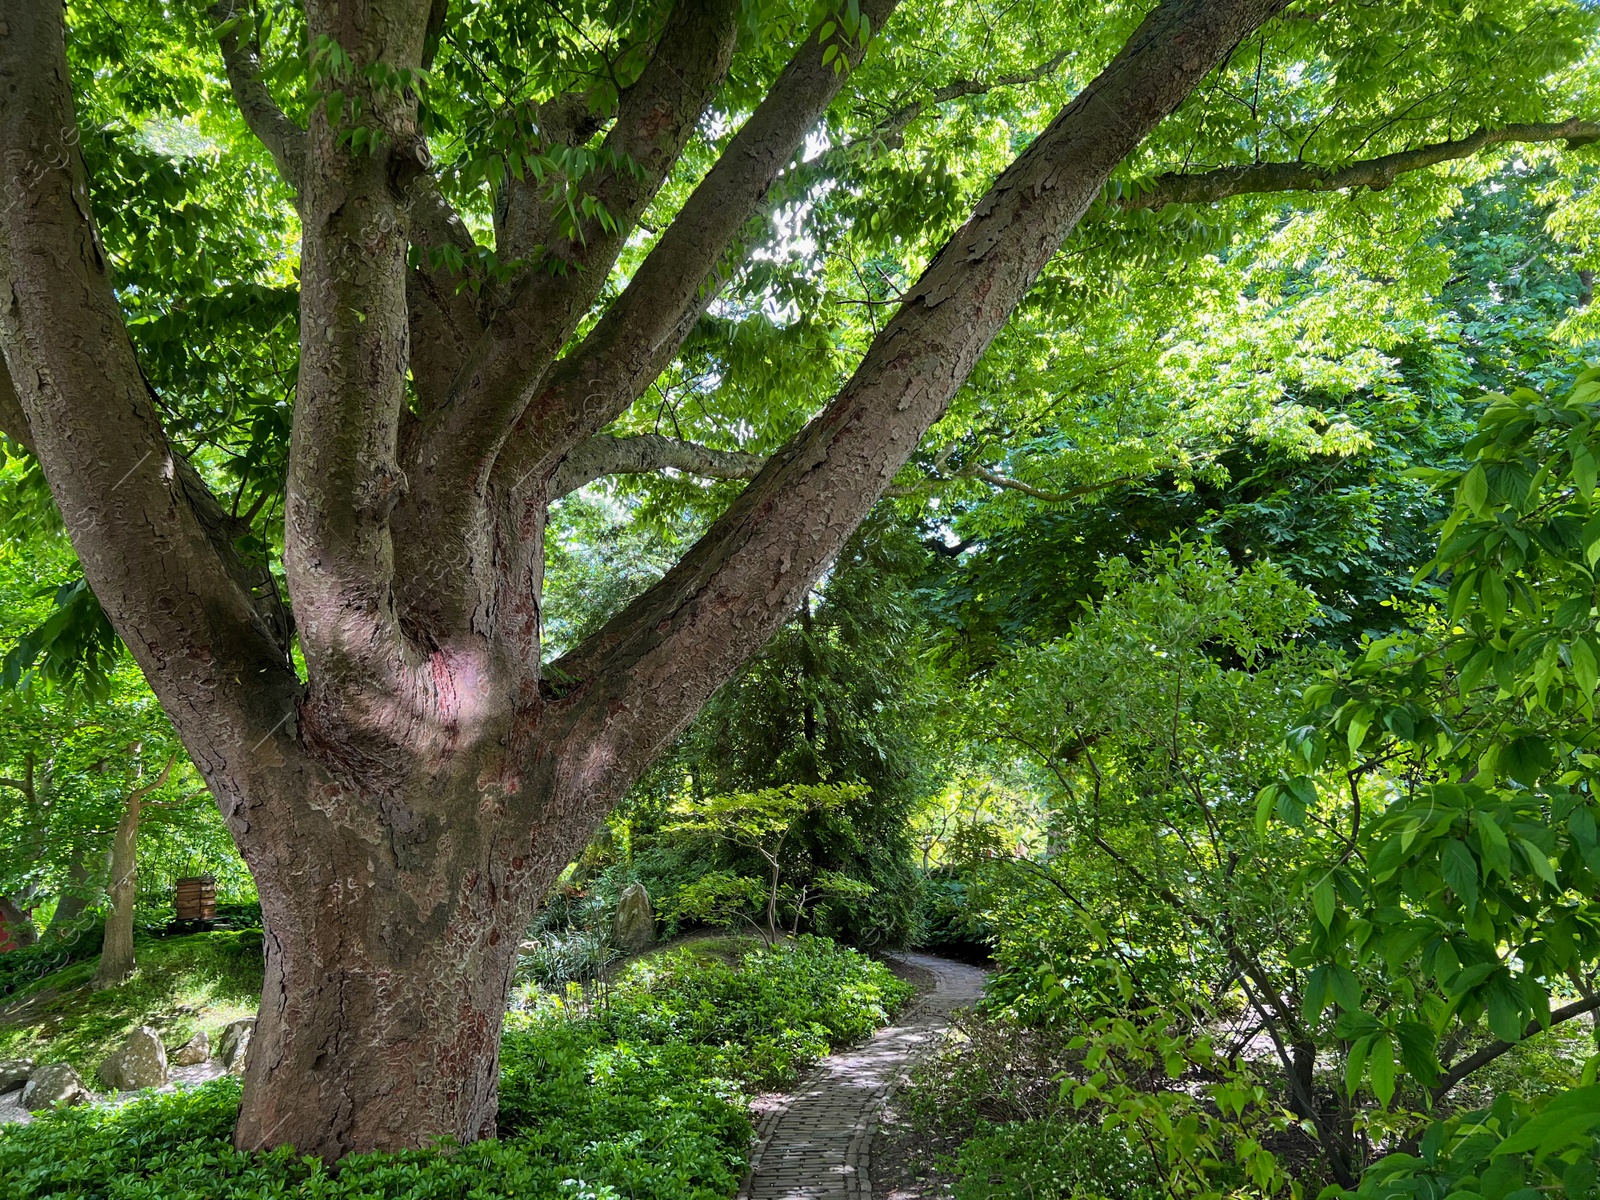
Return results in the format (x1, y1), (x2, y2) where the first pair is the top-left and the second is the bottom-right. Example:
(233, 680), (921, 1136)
(612, 882), (655, 954)
(21, 1062), (89, 1111)
(0, 1059), (33, 1093)
(218, 1018), (255, 1075)
(170, 1030), (210, 1067)
(96, 1026), (168, 1091)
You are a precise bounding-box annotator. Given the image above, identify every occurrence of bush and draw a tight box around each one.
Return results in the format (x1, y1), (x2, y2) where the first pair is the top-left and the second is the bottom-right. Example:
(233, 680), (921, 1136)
(589, 935), (916, 1088)
(0, 935), (912, 1199)
(0, 1077), (744, 1200)
(950, 1118), (1161, 1200)
(916, 867), (993, 964)
(514, 927), (620, 989)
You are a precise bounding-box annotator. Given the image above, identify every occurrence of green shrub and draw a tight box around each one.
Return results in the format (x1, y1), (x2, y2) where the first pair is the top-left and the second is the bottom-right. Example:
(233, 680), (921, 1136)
(951, 1119), (1161, 1200)
(592, 935), (916, 1088)
(514, 926), (620, 988)
(0, 934), (911, 1199)
(0, 1075), (743, 1199)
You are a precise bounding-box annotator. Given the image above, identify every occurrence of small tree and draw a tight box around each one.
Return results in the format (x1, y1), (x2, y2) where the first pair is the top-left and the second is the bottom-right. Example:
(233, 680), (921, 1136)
(664, 784), (871, 944)
(92, 746), (210, 989)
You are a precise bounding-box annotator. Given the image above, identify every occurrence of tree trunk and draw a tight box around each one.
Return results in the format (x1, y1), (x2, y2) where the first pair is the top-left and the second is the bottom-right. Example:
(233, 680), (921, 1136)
(45, 851), (97, 941)
(228, 768), (555, 1159)
(93, 790), (140, 988)
(237, 902), (520, 1155)
(0, 895), (35, 949)
(0, 0), (1292, 1161)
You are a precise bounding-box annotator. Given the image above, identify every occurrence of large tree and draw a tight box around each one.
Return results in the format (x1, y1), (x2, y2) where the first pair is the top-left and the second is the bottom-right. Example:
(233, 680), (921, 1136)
(0, 0), (1594, 1162)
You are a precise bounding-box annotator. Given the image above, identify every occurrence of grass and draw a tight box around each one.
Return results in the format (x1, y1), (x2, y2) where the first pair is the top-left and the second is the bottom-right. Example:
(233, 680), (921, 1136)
(0, 930), (263, 1077)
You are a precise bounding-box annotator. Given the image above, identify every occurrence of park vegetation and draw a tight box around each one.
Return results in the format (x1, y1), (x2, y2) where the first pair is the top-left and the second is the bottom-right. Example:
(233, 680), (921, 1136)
(0, 0), (1599, 1196)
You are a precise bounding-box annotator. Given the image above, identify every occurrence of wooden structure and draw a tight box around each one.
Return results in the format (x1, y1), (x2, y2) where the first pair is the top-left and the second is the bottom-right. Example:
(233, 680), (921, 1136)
(174, 876), (217, 922)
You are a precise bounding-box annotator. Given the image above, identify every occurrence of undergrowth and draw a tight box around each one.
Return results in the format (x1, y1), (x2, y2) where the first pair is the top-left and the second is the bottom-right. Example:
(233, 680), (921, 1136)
(0, 934), (912, 1199)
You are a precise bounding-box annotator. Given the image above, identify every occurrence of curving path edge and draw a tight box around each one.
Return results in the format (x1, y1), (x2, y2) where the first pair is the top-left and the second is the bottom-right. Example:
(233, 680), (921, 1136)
(739, 953), (987, 1200)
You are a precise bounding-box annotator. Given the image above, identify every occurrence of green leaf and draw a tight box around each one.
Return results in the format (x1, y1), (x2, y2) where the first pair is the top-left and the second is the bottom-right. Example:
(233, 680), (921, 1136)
(1486, 981), (1527, 1042)
(1575, 444), (1597, 497)
(1517, 837), (1558, 887)
(1370, 1032), (1396, 1107)
(1370, 833), (1409, 881)
(1329, 964), (1362, 1012)
(1347, 705), (1374, 755)
(1441, 839), (1479, 916)
(1503, 736), (1553, 786)
(1303, 964), (1331, 1022)
(1255, 784), (1277, 836)
(1477, 812), (1512, 880)
(1313, 875), (1335, 928)
(1395, 1019), (1440, 1085)
(1583, 514), (1600, 567)
(1345, 1033), (1372, 1097)
(1480, 569), (1507, 629)
(1574, 638), (1599, 697)
(1493, 1086), (1600, 1162)
(1448, 960), (1500, 996)
(1461, 463), (1490, 516)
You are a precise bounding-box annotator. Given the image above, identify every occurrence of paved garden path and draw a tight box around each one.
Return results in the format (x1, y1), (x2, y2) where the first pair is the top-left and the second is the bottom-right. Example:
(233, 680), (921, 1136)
(740, 953), (987, 1200)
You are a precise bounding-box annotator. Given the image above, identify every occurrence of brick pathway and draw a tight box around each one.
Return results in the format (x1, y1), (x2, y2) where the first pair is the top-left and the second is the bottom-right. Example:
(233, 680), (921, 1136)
(740, 954), (987, 1200)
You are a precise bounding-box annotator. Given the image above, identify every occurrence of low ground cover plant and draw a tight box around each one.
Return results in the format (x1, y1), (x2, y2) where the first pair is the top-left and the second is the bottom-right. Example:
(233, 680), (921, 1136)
(950, 1118), (1161, 1200)
(0, 934), (911, 1199)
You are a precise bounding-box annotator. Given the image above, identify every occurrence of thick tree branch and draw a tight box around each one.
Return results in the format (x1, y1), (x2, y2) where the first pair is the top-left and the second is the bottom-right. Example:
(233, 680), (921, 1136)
(211, 1), (307, 191)
(544, 0), (1292, 822)
(551, 433), (767, 498)
(0, 358), (35, 454)
(1122, 119), (1600, 211)
(403, 175), (488, 415)
(0, 5), (301, 782)
(392, 0), (745, 634)
(1431, 992), (1600, 1102)
(286, 0), (436, 713)
(492, 0), (902, 496)
(211, 1), (483, 416)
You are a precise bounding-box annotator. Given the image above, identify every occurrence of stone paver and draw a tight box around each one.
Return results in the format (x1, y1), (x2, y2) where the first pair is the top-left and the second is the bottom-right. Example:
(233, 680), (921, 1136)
(740, 953), (987, 1200)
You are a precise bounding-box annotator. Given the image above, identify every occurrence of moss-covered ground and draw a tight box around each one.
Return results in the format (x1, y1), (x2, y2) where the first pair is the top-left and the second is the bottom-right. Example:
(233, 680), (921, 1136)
(0, 931), (263, 1077)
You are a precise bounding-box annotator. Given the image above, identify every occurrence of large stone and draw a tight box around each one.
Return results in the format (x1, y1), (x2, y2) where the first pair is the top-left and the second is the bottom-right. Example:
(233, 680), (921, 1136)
(218, 1018), (254, 1076)
(170, 1030), (210, 1067)
(21, 1062), (89, 1111)
(612, 882), (655, 955)
(96, 1026), (168, 1091)
(0, 1059), (33, 1092)
(0, 1062), (32, 1100)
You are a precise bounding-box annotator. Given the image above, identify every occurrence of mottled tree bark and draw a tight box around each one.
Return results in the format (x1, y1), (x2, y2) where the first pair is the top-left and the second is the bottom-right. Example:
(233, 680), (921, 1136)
(0, 0), (1296, 1161)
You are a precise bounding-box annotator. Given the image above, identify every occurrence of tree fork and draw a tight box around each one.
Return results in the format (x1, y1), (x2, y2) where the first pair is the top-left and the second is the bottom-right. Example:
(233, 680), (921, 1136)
(0, 0), (1295, 1163)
